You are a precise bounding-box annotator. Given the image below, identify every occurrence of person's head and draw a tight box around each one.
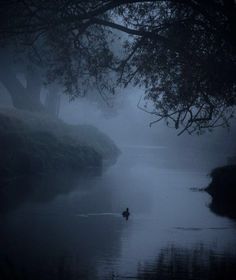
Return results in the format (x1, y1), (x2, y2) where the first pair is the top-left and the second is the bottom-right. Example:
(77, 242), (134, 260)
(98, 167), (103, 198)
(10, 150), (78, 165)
(127, 208), (129, 211)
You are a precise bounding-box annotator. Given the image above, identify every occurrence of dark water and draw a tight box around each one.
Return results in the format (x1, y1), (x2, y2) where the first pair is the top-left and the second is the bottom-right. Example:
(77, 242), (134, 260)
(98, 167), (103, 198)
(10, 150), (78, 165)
(1, 147), (236, 279)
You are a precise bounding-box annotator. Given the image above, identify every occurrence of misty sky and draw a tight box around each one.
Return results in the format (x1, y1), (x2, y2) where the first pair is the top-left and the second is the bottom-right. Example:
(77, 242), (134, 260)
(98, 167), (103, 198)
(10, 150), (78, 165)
(1, 76), (236, 172)
(57, 87), (236, 171)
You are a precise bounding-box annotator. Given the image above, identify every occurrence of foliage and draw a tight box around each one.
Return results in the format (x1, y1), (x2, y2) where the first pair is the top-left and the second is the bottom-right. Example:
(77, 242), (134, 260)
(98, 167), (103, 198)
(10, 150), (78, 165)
(206, 164), (236, 218)
(0, 0), (235, 134)
(0, 107), (120, 190)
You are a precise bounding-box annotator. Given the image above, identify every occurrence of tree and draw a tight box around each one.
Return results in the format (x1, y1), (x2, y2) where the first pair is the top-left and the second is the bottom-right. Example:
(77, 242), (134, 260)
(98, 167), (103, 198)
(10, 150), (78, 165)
(0, 46), (61, 114)
(0, 48), (44, 111)
(0, 0), (235, 134)
(0, 0), (117, 113)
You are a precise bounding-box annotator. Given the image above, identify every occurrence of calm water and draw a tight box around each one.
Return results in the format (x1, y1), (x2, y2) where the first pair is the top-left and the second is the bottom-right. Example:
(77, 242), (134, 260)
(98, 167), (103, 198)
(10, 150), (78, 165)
(1, 147), (236, 279)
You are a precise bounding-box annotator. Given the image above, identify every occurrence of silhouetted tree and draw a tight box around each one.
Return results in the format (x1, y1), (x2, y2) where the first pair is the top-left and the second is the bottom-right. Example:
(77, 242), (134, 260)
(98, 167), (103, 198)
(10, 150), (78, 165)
(0, 48), (44, 111)
(0, 0), (235, 134)
(0, 47), (61, 114)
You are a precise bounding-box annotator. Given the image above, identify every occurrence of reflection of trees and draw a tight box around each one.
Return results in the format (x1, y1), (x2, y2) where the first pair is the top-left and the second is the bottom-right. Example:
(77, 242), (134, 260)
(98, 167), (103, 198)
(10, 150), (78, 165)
(137, 245), (236, 280)
(0, 171), (100, 214)
(0, 256), (92, 280)
(0, 210), (124, 280)
(0, 174), (124, 280)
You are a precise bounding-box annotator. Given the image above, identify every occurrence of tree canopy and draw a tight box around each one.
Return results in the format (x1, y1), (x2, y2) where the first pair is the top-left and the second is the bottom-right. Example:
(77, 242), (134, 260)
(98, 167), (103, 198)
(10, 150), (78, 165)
(0, 0), (235, 134)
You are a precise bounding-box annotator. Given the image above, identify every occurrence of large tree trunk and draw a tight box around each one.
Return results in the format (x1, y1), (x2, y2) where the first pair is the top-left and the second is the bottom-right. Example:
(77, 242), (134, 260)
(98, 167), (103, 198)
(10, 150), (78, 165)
(45, 84), (61, 116)
(0, 50), (60, 116)
(0, 51), (44, 112)
(26, 66), (43, 106)
(0, 67), (44, 112)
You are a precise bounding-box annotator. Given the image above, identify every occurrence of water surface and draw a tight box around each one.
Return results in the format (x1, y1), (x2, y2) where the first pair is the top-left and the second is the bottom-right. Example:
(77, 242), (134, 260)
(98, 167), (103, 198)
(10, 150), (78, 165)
(1, 147), (236, 279)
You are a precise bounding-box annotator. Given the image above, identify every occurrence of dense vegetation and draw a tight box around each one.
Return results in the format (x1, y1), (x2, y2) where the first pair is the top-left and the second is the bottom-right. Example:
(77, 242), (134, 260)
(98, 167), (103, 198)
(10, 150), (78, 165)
(206, 165), (236, 219)
(0, 0), (235, 134)
(0, 107), (120, 212)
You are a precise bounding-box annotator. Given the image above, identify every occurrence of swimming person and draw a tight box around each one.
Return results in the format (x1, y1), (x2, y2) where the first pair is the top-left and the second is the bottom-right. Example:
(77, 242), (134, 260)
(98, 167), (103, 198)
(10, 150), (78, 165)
(122, 208), (130, 220)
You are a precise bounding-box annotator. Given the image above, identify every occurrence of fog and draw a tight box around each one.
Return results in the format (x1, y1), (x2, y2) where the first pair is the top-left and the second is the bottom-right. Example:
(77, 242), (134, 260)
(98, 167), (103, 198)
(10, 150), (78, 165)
(59, 87), (236, 171)
(1, 83), (236, 279)
(1, 1), (236, 278)
(1, 65), (236, 280)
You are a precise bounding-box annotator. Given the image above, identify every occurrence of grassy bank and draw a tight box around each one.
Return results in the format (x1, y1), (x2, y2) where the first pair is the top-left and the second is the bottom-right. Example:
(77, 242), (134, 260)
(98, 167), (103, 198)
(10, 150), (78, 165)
(0, 107), (120, 212)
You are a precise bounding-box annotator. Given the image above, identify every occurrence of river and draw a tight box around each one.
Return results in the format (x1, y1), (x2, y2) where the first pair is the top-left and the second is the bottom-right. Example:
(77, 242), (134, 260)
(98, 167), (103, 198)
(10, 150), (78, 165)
(1, 146), (236, 279)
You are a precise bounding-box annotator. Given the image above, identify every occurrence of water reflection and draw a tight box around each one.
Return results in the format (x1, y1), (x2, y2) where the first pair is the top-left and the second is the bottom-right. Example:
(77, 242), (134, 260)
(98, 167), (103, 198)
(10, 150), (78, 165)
(0, 212), (124, 280)
(137, 245), (236, 280)
(2, 244), (236, 280)
(0, 168), (101, 214)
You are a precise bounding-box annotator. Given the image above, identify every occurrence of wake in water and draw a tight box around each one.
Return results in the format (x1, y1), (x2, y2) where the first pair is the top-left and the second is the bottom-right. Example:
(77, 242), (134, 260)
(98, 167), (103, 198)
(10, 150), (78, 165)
(76, 212), (122, 218)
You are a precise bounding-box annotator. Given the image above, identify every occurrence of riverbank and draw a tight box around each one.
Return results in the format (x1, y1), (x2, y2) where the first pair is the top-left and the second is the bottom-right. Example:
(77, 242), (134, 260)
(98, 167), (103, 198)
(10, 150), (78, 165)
(0, 107), (120, 212)
(206, 165), (236, 219)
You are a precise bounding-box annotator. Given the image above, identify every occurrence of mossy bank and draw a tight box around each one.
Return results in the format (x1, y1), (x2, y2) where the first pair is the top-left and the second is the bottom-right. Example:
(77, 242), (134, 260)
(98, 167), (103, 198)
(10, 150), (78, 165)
(0, 108), (120, 212)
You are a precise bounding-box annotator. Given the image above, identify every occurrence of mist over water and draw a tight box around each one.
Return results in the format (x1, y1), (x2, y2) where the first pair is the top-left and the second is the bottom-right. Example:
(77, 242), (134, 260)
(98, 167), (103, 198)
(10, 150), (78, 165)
(1, 91), (236, 279)
(1, 1), (236, 278)
(60, 90), (236, 171)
